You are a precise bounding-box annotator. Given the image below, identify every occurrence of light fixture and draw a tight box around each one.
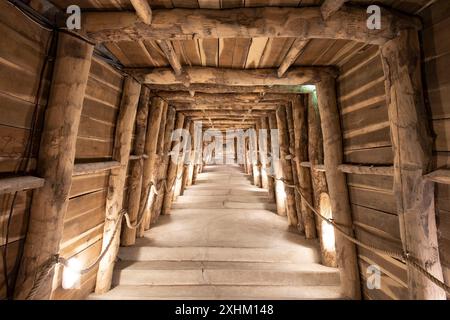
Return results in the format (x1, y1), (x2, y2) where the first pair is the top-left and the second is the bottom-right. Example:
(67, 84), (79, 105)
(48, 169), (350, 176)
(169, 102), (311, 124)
(62, 257), (82, 290)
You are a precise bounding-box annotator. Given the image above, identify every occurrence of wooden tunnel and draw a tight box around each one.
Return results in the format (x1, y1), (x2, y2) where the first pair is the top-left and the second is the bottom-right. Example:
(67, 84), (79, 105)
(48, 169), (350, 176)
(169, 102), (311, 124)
(0, 0), (449, 301)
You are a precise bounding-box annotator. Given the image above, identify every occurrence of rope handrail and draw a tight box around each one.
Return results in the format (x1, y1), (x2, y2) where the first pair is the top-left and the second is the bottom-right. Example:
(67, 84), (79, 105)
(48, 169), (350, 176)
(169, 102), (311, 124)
(26, 178), (168, 299)
(26, 173), (449, 299)
(268, 173), (450, 294)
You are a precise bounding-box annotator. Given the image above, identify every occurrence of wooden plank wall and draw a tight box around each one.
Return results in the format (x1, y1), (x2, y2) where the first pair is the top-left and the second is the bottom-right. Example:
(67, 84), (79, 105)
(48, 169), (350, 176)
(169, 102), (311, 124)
(52, 58), (124, 300)
(337, 45), (409, 300)
(420, 0), (450, 296)
(0, 1), (53, 299)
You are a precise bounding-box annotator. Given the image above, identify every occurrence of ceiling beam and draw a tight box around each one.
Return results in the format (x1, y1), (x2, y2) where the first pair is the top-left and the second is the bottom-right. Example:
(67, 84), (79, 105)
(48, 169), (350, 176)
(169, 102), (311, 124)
(147, 84), (313, 94)
(82, 7), (421, 45)
(156, 92), (295, 103)
(171, 103), (281, 111)
(130, 0), (152, 24)
(181, 110), (268, 116)
(321, 0), (349, 20)
(156, 40), (184, 77)
(130, 67), (336, 86)
(278, 39), (309, 78)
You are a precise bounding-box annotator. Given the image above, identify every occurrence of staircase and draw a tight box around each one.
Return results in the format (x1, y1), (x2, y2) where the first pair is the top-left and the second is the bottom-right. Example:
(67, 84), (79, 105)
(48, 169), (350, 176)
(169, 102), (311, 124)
(90, 165), (342, 300)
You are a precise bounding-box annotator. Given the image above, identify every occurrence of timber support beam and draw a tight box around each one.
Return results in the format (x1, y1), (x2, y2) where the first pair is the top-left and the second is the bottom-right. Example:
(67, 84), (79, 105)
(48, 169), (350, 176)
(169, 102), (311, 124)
(82, 6), (420, 45)
(316, 75), (361, 300)
(14, 33), (94, 300)
(95, 77), (141, 294)
(381, 29), (446, 299)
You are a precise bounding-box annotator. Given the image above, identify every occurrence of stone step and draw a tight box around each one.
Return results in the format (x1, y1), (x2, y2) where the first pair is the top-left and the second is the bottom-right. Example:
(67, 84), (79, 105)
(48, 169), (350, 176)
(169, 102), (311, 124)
(172, 201), (276, 210)
(183, 189), (267, 196)
(176, 195), (271, 203)
(118, 246), (320, 264)
(90, 284), (343, 300)
(112, 261), (340, 286)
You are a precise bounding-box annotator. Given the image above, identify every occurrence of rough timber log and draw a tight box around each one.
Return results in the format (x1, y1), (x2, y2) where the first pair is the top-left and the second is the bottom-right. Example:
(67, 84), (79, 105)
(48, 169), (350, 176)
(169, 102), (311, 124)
(148, 84), (318, 94)
(308, 94), (337, 267)
(381, 30), (446, 300)
(183, 110), (267, 117)
(156, 92), (294, 103)
(15, 33), (93, 300)
(137, 97), (165, 237)
(129, 67), (336, 86)
(83, 7), (420, 45)
(162, 113), (185, 215)
(316, 76), (360, 300)
(276, 106), (298, 228)
(269, 113), (286, 216)
(264, 116), (276, 202)
(173, 103), (279, 111)
(258, 118), (269, 190)
(321, 0), (349, 20)
(130, 0), (152, 24)
(174, 120), (191, 198)
(147, 102), (169, 225)
(278, 39), (309, 78)
(252, 123), (262, 188)
(292, 96), (316, 239)
(151, 107), (176, 223)
(96, 77), (141, 294)
(156, 40), (184, 76)
(121, 87), (150, 246)
(186, 121), (196, 187)
(285, 103), (304, 233)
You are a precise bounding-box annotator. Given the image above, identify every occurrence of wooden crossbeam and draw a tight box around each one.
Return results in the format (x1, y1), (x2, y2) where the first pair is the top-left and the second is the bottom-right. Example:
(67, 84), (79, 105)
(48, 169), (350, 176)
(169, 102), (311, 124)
(156, 92), (294, 103)
(0, 176), (45, 195)
(82, 7), (421, 45)
(148, 84), (314, 94)
(278, 39), (309, 78)
(425, 169), (450, 184)
(338, 164), (394, 176)
(130, 0), (152, 24)
(156, 40), (184, 76)
(73, 161), (121, 176)
(171, 103), (280, 111)
(130, 67), (335, 86)
(321, 0), (349, 20)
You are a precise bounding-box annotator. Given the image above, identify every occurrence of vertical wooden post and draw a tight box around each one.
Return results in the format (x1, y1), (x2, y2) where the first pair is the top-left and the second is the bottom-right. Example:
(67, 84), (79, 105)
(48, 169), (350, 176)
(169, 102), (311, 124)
(250, 127), (261, 187)
(121, 87), (150, 246)
(162, 113), (185, 215)
(381, 30), (446, 299)
(175, 120), (191, 198)
(151, 106), (176, 223)
(276, 105), (298, 227)
(15, 33), (93, 300)
(264, 116), (276, 202)
(269, 113), (286, 216)
(137, 97), (164, 237)
(292, 96), (317, 239)
(95, 77), (141, 294)
(257, 120), (269, 189)
(186, 121), (195, 187)
(191, 122), (202, 185)
(143, 100), (168, 230)
(316, 75), (360, 300)
(286, 103), (304, 232)
(308, 94), (337, 267)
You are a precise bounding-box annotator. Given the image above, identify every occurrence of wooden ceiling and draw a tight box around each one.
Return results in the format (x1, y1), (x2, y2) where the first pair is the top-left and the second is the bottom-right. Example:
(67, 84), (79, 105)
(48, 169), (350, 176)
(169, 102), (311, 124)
(47, 0), (431, 70)
(44, 0), (432, 126)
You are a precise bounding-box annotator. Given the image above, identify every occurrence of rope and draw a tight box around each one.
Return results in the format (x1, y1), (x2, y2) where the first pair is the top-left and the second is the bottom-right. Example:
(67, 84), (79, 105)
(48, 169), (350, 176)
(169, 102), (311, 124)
(26, 178), (170, 299)
(268, 173), (450, 294)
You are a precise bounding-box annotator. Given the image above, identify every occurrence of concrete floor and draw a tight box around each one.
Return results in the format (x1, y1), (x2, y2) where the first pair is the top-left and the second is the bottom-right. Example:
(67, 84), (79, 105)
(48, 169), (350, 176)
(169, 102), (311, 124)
(91, 164), (342, 300)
